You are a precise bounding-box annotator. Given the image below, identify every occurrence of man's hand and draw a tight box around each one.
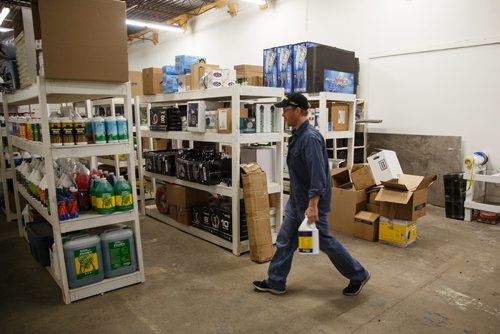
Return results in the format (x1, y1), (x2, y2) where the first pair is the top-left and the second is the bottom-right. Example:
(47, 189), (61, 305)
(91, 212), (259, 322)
(305, 195), (320, 223)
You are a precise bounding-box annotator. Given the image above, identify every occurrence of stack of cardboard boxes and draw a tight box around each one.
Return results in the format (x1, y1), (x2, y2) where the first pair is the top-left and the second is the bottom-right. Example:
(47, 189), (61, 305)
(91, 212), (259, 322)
(329, 150), (436, 248)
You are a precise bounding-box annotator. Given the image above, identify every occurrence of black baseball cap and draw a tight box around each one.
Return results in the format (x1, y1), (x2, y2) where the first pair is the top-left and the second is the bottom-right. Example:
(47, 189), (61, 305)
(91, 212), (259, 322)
(274, 93), (310, 110)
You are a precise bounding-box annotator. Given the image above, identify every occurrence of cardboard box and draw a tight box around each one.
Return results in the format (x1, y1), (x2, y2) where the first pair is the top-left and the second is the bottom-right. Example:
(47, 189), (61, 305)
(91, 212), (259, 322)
(292, 42), (320, 93)
(234, 64), (263, 77)
(376, 174), (437, 221)
(263, 48), (277, 88)
(276, 45), (293, 93)
(351, 164), (376, 190)
(241, 163), (273, 263)
(367, 150), (403, 185)
(354, 211), (380, 241)
(328, 168), (366, 235)
(175, 55), (205, 74)
(254, 104), (277, 133)
(162, 74), (178, 93)
(129, 71), (143, 97)
(217, 108), (232, 133)
(379, 217), (416, 248)
(330, 103), (350, 131)
(190, 63), (220, 90)
(35, 0), (128, 82)
(142, 68), (163, 95)
(366, 203), (380, 214)
(178, 74), (191, 92)
(240, 146), (276, 183)
(367, 188), (380, 204)
(166, 184), (212, 225)
(142, 138), (168, 151)
(186, 101), (223, 132)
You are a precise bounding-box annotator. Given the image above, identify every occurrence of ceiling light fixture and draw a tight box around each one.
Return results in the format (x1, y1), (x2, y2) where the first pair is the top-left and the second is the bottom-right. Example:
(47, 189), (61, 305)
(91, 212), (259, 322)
(240, 0), (267, 5)
(0, 7), (10, 26)
(0, 27), (13, 33)
(126, 19), (184, 33)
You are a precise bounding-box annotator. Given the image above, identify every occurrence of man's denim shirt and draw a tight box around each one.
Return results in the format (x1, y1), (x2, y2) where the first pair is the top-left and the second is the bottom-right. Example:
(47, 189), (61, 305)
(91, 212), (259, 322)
(287, 121), (332, 215)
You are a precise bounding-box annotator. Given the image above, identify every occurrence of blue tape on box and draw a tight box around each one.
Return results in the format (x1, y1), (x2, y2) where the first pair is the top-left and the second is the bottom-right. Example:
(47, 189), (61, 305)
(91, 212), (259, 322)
(162, 65), (176, 75)
(263, 48), (277, 88)
(323, 70), (355, 94)
(293, 42), (320, 93)
(162, 74), (179, 93)
(175, 55), (206, 74)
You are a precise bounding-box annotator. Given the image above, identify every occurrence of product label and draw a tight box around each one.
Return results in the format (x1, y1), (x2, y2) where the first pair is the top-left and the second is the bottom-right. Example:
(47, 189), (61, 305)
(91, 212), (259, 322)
(74, 247), (99, 279)
(117, 120), (128, 140)
(116, 191), (132, 207)
(415, 203), (426, 211)
(93, 122), (106, 142)
(338, 110), (346, 124)
(96, 194), (115, 209)
(323, 70), (355, 94)
(108, 239), (132, 270)
(298, 231), (313, 252)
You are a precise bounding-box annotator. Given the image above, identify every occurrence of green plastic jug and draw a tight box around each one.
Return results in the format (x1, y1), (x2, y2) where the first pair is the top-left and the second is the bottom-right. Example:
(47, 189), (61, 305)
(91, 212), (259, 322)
(114, 176), (133, 211)
(95, 178), (115, 214)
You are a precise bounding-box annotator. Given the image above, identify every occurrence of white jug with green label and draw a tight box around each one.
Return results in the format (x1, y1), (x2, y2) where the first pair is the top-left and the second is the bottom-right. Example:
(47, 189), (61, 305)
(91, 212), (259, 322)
(298, 217), (320, 255)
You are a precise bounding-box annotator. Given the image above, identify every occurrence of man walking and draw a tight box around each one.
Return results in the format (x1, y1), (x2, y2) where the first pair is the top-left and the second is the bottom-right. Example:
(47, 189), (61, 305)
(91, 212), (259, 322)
(253, 93), (370, 296)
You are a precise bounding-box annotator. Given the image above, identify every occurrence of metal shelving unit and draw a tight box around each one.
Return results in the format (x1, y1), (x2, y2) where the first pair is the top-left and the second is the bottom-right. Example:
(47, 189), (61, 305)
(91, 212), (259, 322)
(2, 73), (145, 304)
(135, 85), (284, 256)
(463, 171), (500, 221)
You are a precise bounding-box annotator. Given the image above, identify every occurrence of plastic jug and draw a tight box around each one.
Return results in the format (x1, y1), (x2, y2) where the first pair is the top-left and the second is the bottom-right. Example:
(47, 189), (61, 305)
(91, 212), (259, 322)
(100, 227), (137, 278)
(63, 234), (104, 288)
(298, 217), (320, 255)
(95, 178), (115, 214)
(75, 170), (91, 211)
(114, 176), (133, 211)
(89, 176), (99, 210)
(107, 172), (117, 187)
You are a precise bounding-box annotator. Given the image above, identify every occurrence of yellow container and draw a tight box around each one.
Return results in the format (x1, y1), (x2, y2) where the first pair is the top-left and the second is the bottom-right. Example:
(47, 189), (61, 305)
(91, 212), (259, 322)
(379, 217), (416, 248)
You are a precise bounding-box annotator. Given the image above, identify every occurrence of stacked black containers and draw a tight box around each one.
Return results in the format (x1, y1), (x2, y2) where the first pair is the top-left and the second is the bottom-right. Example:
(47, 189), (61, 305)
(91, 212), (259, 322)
(443, 173), (467, 220)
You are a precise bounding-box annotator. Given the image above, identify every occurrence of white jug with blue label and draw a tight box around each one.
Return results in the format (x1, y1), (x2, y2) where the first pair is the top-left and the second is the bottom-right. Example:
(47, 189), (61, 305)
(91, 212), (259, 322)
(298, 217), (320, 255)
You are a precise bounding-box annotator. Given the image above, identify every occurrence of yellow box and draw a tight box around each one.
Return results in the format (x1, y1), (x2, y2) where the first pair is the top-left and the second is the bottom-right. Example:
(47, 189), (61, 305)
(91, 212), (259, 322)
(379, 217), (416, 248)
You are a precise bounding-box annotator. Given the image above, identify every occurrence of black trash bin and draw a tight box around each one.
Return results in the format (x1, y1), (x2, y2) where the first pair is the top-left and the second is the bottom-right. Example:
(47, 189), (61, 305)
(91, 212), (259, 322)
(443, 173), (467, 220)
(25, 221), (54, 267)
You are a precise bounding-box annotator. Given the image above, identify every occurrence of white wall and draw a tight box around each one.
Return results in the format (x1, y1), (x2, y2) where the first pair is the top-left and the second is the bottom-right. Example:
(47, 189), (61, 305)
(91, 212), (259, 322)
(128, 0), (500, 171)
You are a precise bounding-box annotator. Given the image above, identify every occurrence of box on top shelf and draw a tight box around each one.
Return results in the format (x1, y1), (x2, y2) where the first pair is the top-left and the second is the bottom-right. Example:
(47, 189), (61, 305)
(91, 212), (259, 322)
(302, 44), (358, 94)
(129, 71), (143, 97)
(33, 0), (128, 82)
(367, 150), (403, 185)
(162, 74), (178, 94)
(175, 55), (206, 74)
(293, 41), (321, 93)
(142, 68), (163, 95)
(162, 65), (176, 75)
(276, 45), (293, 94)
(375, 174), (437, 221)
(190, 63), (220, 90)
(263, 48), (278, 88)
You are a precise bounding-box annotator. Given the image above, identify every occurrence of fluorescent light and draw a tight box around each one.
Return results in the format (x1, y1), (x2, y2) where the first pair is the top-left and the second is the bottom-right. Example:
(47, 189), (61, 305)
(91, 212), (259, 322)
(0, 27), (13, 32)
(0, 7), (10, 26)
(126, 19), (184, 33)
(241, 0), (267, 5)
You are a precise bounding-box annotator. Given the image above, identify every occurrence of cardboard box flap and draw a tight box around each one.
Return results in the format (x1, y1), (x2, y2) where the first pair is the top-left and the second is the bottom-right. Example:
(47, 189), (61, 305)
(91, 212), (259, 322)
(351, 163), (368, 173)
(331, 167), (350, 187)
(240, 163), (263, 175)
(375, 188), (413, 204)
(415, 175), (437, 190)
(354, 211), (380, 225)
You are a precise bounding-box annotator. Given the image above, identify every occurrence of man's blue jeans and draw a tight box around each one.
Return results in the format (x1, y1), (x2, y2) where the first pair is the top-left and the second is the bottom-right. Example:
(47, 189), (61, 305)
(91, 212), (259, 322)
(267, 202), (368, 290)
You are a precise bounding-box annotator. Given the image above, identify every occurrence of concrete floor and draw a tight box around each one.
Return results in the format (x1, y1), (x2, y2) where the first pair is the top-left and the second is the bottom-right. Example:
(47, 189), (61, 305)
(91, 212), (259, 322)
(1, 205), (499, 333)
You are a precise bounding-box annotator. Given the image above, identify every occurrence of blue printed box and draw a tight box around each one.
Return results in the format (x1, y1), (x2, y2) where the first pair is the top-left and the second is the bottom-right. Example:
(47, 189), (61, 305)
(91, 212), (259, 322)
(175, 55), (206, 74)
(323, 70), (355, 94)
(263, 48), (277, 88)
(162, 65), (176, 75)
(162, 74), (179, 93)
(276, 45), (293, 94)
(293, 42), (320, 93)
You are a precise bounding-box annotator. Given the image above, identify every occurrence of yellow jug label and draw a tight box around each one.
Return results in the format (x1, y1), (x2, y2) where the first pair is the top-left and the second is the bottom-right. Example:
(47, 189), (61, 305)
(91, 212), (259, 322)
(96, 195), (115, 209)
(116, 193), (132, 207)
(298, 235), (313, 250)
(74, 247), (99, 279)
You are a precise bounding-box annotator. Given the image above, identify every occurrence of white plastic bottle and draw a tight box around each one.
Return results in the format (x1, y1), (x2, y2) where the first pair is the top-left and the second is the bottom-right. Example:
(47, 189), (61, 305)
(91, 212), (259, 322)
(298, 217), (320, 255)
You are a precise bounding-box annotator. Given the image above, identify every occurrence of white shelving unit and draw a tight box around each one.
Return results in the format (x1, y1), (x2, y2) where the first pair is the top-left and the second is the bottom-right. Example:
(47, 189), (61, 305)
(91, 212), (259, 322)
(303, 92), (357, 167)
(463, 171), (500, 221)
(135, 85), (284, 256)
(2, 73), (145, 304)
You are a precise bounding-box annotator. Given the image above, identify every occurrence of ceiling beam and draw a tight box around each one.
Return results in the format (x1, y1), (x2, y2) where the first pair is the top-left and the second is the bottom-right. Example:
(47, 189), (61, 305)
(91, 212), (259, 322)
(127, 2), (217, 42)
